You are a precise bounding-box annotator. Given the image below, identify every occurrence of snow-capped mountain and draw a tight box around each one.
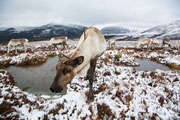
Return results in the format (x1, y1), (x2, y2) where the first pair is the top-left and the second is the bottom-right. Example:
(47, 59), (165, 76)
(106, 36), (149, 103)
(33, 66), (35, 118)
(102, 20), (180, 40)
(0, 24), (85, 42)
(0, 20), (180, 42)
(141, 20), (180, 39)
(101, 26), (130, 35)
(142, 20), (180, 34)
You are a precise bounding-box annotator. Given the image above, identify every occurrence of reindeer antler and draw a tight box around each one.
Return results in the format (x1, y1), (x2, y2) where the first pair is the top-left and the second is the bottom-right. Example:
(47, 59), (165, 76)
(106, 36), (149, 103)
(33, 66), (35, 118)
(58, 51), (71, 60)
(58, 27), (87, 60)
(69, 27), (87, 58)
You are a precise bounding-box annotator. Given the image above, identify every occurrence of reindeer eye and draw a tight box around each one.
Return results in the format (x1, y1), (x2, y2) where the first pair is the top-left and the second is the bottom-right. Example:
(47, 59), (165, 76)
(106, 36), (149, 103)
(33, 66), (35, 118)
(63, 69), (71, 74)
(64, 61), (70, 65)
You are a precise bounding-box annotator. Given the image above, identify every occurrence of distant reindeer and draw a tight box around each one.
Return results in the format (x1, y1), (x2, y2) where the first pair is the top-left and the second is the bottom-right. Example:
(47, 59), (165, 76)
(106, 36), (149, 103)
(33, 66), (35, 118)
(7, 38), (29, 54)
(162, 40), (174, 48)
(49, 36), (68, 50)
(108, 39), (116, 49)
(176, 41), (180, 50)
(149, 38), (160, 49)
(50, 27), (107, 101)
(136, 38), (151, 49)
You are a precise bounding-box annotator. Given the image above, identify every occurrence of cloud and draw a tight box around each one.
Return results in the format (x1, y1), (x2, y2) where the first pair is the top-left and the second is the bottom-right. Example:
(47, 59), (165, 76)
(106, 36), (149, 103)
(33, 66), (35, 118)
(0, 0), (179, 28)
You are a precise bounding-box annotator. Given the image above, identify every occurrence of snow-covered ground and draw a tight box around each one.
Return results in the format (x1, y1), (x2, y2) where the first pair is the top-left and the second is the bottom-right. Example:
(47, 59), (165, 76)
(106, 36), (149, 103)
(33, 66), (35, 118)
(131, 48), (180, 69)
(0, 40), (180, 119)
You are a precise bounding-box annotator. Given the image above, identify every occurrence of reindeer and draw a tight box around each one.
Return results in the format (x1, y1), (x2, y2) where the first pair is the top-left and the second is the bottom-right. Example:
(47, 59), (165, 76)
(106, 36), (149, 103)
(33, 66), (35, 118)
(176, 41), (180, 50)
(149, 38), (160, 49)
(162, 40), (174, 48)
(136, 38), (151, 49)
(49, 36), (68, 50)
(50, 26), (107, 101)
(7, 38), (29, 54)
(108, 39), (116, 49)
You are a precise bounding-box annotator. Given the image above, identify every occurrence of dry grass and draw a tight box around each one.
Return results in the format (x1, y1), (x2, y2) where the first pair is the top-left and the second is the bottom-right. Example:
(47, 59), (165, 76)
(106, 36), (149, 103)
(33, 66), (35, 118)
(47, 51), (57, 57)
(0, 59), (11, 68)
(103, 71), (111, 76)
(48, 103), (64, 115)
(167, 63), (180, 70)
(97, 103), (115, 119)
(0, 70), (41, 119)
(114, 52), (122, 61)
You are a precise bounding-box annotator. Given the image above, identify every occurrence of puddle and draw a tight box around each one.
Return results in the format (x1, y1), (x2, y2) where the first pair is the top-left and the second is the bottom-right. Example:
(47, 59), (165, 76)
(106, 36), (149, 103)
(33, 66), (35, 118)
(4, 57), (67, 96)
(134, 58), (171, 71)
(3, 57), (171, 96)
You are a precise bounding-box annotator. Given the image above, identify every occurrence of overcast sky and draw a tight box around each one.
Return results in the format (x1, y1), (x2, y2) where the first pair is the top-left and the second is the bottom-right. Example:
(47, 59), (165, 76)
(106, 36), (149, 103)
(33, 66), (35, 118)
(0, 0), (180, 29)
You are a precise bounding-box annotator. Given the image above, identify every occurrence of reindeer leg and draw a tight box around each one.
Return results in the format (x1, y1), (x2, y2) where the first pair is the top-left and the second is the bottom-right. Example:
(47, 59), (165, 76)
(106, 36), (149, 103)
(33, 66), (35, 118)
(66, 43), (69, 49)
(15, 46), (17, 54)
(63, 43), (65, 49)
(87, 57), (98, 102)
(24, 44), (27, 53)
(54, 45), (56, 50)
(7, 46), (10, 53)
(54, 45), (57, 50)
(50, 45), (52, 51)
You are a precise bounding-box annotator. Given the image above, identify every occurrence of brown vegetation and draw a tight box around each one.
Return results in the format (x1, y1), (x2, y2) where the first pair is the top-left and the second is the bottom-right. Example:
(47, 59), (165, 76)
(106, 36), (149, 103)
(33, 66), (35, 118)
(114, 52), (122, 61)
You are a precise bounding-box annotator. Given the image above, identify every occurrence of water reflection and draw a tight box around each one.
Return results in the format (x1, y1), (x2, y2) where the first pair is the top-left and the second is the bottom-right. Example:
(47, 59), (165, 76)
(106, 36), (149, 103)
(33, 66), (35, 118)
(134, 58), (170, 71)
(4, 57), (67, 96)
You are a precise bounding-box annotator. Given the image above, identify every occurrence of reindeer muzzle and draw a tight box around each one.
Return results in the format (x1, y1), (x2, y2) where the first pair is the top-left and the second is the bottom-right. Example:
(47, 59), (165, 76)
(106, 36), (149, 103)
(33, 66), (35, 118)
(50, 84), (63, 93)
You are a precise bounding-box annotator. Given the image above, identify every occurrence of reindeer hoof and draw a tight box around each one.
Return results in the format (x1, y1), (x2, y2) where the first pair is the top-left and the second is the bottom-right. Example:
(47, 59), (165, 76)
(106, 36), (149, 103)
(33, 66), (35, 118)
(88, 92), (94, 102)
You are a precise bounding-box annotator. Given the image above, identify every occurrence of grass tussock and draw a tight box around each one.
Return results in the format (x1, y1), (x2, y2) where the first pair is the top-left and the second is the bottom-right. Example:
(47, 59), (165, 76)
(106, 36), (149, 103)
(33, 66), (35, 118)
(167, 63), (180, 70)
(114, 52), (122, 61)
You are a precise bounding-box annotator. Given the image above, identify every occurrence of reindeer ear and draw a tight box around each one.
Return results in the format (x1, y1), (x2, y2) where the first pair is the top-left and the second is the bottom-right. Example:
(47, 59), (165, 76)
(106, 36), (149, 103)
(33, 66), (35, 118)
(58, 54), (62, 59)
(73, 56), (84, 66)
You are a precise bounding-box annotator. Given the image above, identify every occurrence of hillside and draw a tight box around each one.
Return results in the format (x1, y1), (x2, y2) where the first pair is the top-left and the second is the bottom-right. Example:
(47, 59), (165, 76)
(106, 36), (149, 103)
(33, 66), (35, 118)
(141, 20), (180, 40)
(101, 26), (130, 35)
(103, 20), (180, 40)
(0, 24), (85, 42)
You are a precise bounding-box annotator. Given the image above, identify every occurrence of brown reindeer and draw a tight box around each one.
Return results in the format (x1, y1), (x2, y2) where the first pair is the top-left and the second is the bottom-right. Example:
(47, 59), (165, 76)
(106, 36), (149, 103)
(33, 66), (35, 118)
(50, 27), (107, 101)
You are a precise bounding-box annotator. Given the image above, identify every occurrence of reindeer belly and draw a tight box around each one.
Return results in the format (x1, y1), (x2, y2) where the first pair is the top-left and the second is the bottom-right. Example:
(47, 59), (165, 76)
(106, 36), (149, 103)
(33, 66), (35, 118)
(11, 42), (22, 46)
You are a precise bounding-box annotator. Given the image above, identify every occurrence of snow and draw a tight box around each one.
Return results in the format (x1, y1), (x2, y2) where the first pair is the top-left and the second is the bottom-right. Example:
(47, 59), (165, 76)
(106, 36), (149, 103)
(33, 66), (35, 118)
(132, 48), (180, 66)
(102, 20), (180, 40)
(0, 40), (180, 119)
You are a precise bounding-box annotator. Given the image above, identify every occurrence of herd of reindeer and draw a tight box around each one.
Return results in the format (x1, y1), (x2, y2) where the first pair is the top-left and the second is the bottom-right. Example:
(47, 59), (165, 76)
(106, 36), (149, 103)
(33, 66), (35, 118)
(136, 38), (180, 49)
(3, 26), (180, 101)
(6, 34), (180, 54)
(6, 36), (69, 54)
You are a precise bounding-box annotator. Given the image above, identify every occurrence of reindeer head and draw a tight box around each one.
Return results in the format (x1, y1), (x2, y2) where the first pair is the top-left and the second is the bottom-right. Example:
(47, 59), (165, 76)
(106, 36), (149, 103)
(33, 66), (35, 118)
(50, 54), (84, 93)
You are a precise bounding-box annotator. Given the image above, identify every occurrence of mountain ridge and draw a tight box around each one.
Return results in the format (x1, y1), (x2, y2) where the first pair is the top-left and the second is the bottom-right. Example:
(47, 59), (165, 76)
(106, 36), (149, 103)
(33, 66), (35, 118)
(0, 20), (180, 42)
(0, 24), (85, 42)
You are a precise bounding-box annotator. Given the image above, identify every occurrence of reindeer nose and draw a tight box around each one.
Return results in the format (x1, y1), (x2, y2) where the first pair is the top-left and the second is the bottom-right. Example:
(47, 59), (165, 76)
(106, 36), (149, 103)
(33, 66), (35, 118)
(50, 86), (63, 93)
(50, 87), (54, 92)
